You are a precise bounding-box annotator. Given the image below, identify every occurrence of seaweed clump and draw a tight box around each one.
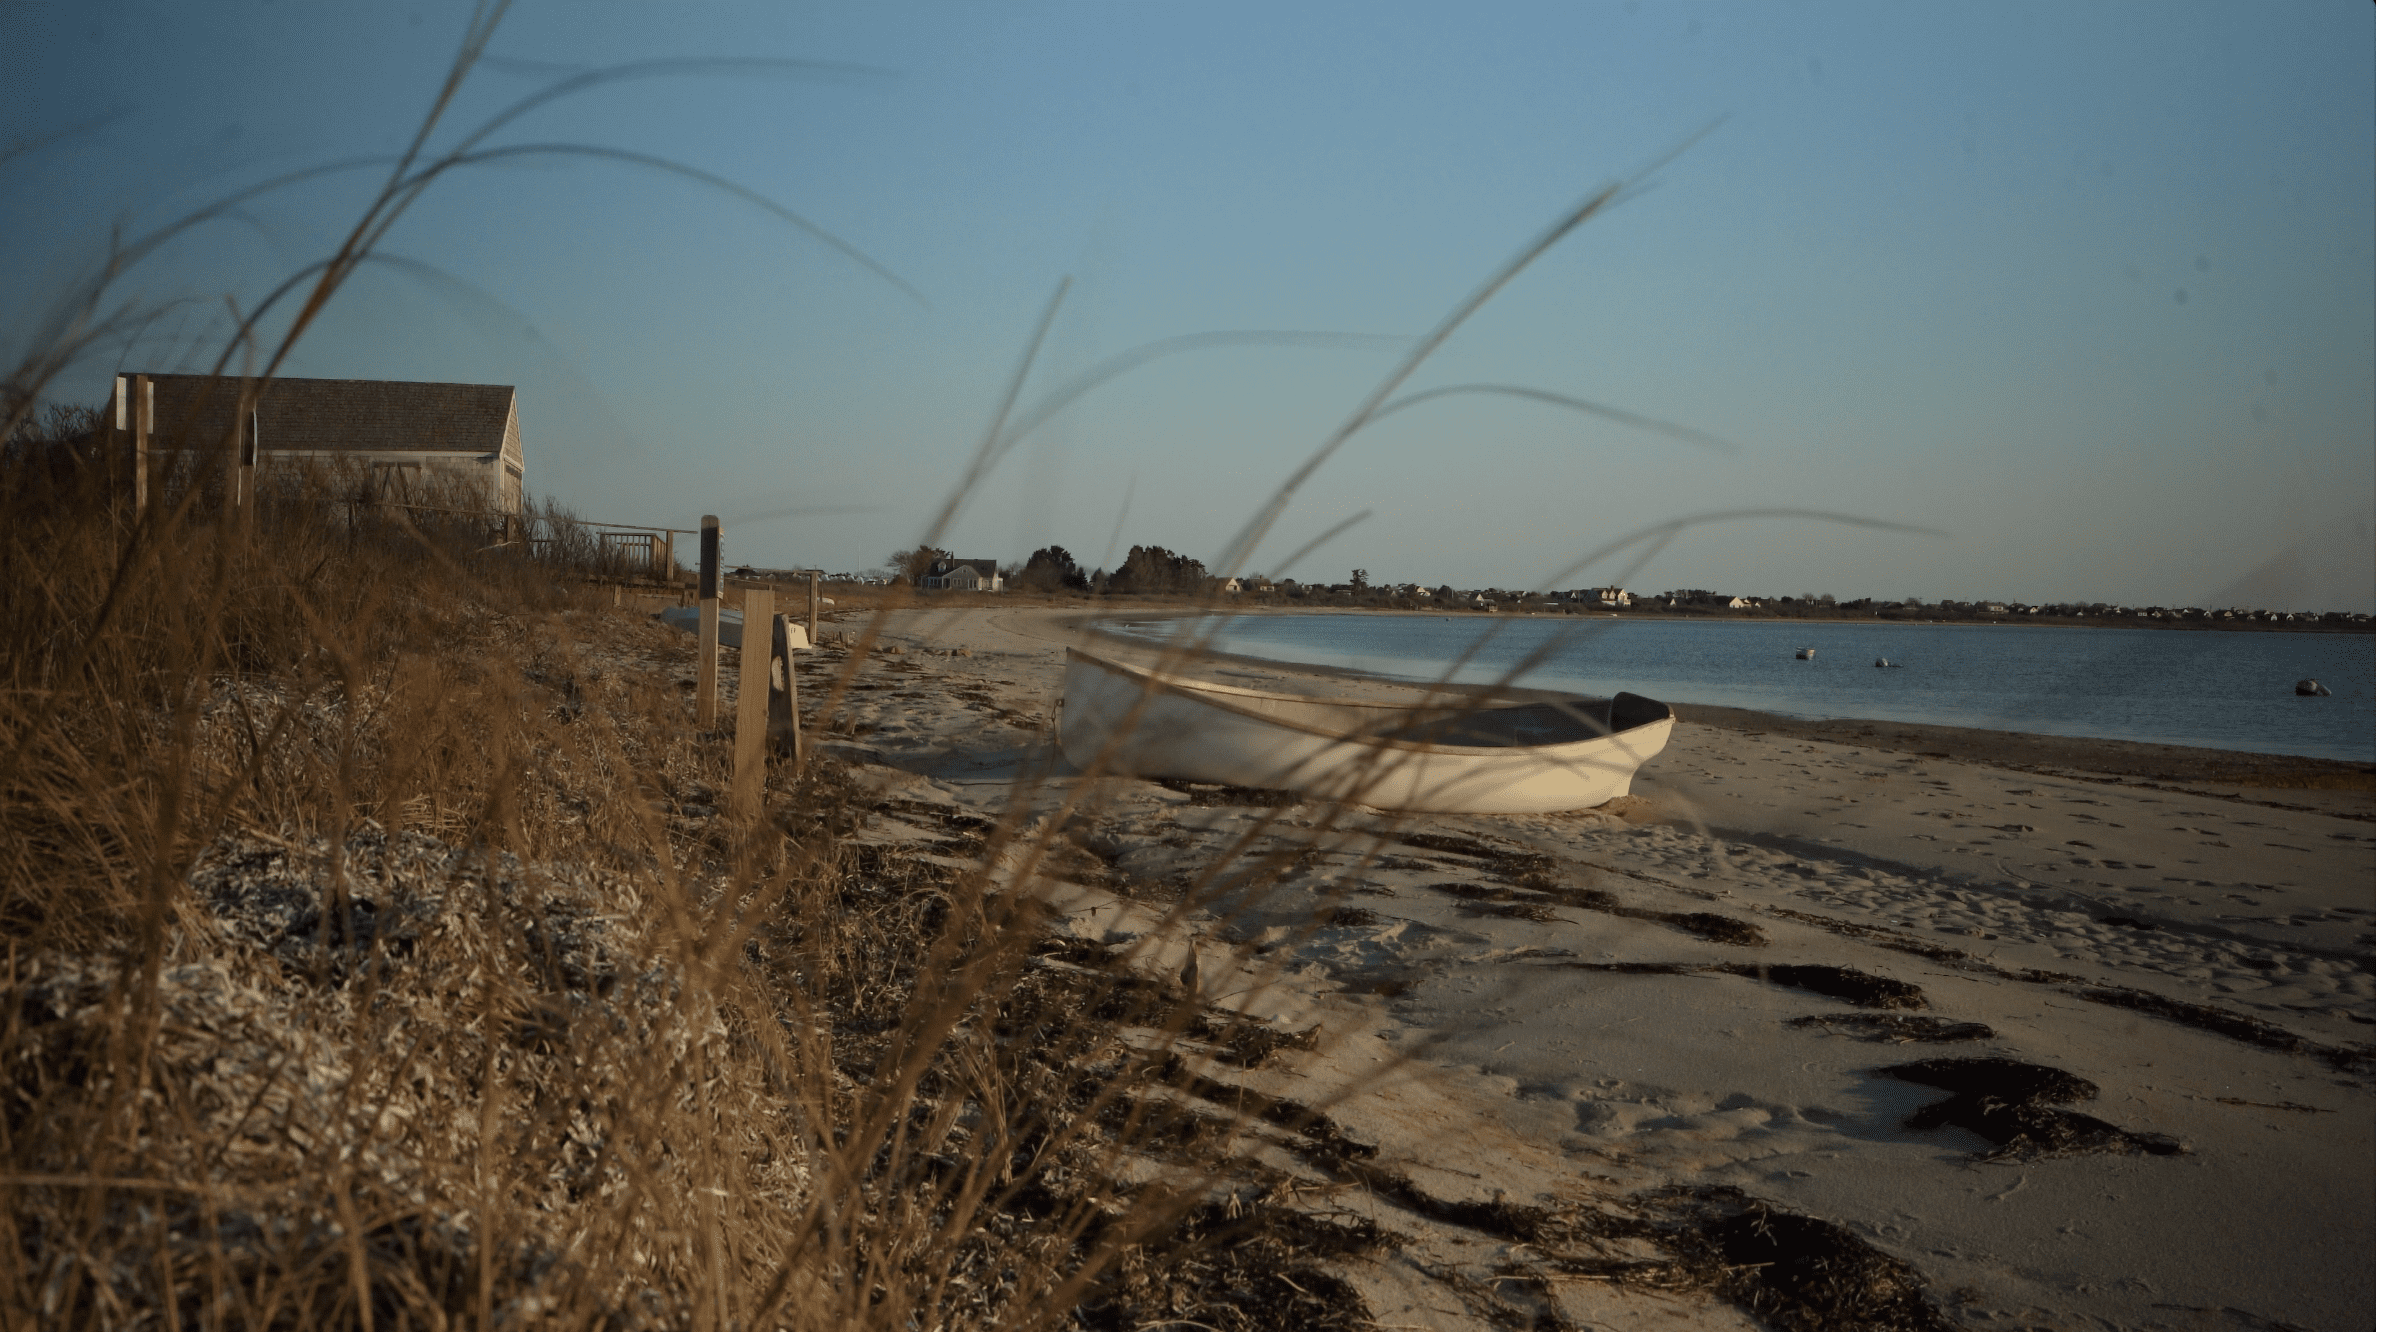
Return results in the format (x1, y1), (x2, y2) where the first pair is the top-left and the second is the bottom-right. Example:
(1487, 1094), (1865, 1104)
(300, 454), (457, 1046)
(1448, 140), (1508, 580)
(1788, 1014), (1994, 1043)
(1561, 961), (1926, 1008)
(1719, 964), (1928, 1009)
(1681, 1193), (1959, 1332)
(2070, 986), (2372, 1071)
(1078, 1198), (1391, 1332)
(1879, 1057), (2184, 1159)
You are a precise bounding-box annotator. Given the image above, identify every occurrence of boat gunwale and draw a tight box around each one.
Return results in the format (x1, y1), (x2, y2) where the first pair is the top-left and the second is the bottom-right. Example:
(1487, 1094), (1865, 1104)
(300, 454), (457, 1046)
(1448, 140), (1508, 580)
(1066, 648), (1671, 757)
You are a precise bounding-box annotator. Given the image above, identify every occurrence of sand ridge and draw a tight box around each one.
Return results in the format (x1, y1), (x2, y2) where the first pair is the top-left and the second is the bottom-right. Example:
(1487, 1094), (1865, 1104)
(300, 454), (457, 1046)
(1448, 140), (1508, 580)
(731, 604), (2373, 1331)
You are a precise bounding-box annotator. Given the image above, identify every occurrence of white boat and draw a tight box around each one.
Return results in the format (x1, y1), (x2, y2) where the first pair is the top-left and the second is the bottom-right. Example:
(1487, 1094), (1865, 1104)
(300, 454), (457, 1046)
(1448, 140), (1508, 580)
(1057, 649), (1674, 814)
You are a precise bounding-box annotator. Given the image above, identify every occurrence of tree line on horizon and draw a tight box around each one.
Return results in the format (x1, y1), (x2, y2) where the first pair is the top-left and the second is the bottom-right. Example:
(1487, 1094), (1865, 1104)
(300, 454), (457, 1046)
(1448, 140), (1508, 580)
(877, 544), (2370, 624)
(888, 543), (1203, 595)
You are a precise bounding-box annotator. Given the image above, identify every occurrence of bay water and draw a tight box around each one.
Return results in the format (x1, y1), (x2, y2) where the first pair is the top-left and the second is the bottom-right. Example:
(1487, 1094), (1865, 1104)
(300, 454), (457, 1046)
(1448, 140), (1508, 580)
(1102, 613), (2376, 763)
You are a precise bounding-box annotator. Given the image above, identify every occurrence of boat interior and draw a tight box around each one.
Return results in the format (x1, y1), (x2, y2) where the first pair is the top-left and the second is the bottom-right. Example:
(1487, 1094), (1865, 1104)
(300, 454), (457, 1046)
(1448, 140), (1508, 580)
(1372, 692), (1671, 748)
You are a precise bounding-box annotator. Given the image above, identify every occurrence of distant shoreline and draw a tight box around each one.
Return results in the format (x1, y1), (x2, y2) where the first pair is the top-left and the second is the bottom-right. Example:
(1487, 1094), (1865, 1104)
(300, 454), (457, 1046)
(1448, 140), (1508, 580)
(1055, 609), (2374, 791)
(818, 588), (2372, 633)
(1073, 601), (2374, 634)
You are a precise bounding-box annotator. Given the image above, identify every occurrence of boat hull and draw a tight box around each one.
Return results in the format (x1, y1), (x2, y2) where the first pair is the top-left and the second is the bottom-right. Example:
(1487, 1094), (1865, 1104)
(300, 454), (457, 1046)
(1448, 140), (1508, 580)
(1057, 650), (1672, 815)
(655, 605), (810, 650)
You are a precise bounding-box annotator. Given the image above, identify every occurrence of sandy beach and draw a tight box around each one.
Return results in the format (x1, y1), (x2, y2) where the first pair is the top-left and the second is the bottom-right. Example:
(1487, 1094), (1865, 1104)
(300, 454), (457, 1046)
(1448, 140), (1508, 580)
(744, 602), (2373, 1330)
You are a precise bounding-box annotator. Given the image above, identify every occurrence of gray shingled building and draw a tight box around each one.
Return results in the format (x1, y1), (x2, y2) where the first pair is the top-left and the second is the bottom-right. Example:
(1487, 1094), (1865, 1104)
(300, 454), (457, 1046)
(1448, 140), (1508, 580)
(130, 374), (525, 512)
(919, 557), (1003, 591)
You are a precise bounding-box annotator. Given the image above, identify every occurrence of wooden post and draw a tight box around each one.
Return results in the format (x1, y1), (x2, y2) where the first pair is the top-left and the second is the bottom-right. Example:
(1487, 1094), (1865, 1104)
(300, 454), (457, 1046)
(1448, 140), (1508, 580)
(131, 374), (153, 519)
(769, 612), (802, 769)
(107, 375), (127, 510)
(733, 585), (773, 816)
(235, 406), (258, 520)
(696, 515), (721, 729)
(807, 569), (821, 648)
(660, 531), (675, 584)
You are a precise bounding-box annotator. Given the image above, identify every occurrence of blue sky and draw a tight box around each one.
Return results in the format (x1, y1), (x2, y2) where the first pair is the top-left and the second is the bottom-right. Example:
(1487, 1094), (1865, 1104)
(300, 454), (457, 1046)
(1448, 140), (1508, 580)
(6, 0), (2374, 609)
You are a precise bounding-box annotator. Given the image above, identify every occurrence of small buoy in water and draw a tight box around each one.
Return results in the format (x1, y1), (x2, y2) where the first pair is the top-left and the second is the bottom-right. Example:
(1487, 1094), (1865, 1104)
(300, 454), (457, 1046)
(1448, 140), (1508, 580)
(2296, 679), (2331, 697)
(1795, 647), (1816, 660)
(1874, 657), (1896, 668)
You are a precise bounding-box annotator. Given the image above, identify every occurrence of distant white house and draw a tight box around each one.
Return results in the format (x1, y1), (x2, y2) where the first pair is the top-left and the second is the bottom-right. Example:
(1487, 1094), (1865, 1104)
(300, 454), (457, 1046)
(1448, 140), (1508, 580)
(1221, 577), (1243, 594)
(920, 558), (1003, 592)
(1726, 596), (1759, 609)
(1594, 586), (1633, 608)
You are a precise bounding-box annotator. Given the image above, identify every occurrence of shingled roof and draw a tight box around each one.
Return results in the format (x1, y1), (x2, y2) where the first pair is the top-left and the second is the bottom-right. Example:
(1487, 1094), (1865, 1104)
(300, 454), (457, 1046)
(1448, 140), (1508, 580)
(929, 558), (1001, 579)
(136, 375), (518, 457)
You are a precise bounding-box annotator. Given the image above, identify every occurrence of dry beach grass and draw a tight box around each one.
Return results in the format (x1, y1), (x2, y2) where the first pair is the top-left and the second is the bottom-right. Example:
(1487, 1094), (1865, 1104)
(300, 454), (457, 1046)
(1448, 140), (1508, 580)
(0, 22), (1374, 1316)
(6, 10), (2374, 1328)
(0, 443), (1404, 1328)
(2, 401), (2373, 1330)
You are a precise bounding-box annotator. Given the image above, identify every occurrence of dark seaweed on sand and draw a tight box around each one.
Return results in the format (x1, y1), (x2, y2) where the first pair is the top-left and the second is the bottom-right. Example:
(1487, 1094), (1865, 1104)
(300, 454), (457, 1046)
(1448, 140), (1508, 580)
(1322, 905), (1386, 928)
(2069, 986), (2372, 1071)
(1419, 879), (1769, 946)
(1666, 911), (1769, 946)
(1788, 1014), (1994, 1043)
(1462, 900), (1569, 923)
(1721, 964), (1928, 1009)
(1397, 833), (1558, 883)
(1879, 1057), (2184, 1159)
(1075, 1197), (1390, 1332)
(1766, 906), (1973, 963)
(1154, 1079), (1969, 1332)
(1155, 779), (1304, 807)
(1671, 1192), (1960, 1332)
(1447, 1180), (1961, 1332)
(1023, 940), (1317, 1070)
(1768, 909), (2372, 1068)
(1563, 961), (1927, 1007)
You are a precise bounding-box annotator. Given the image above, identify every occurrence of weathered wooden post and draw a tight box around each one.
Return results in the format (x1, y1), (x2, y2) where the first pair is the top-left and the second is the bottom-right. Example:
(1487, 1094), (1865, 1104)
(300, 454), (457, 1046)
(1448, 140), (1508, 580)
(808, 569), (821, 647)
(235, 405), (259, 521)
(769, 612), (802, 769)
(131, 374), (153, 519)
(106, 375), (127, 509)
(733, 584), (773, 816)
(696, 514), (722, 729)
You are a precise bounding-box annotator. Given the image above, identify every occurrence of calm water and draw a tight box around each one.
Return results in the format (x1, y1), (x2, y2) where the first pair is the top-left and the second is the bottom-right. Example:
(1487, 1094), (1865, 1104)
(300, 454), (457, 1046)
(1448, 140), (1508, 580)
(1103, 614), (2377, 763)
